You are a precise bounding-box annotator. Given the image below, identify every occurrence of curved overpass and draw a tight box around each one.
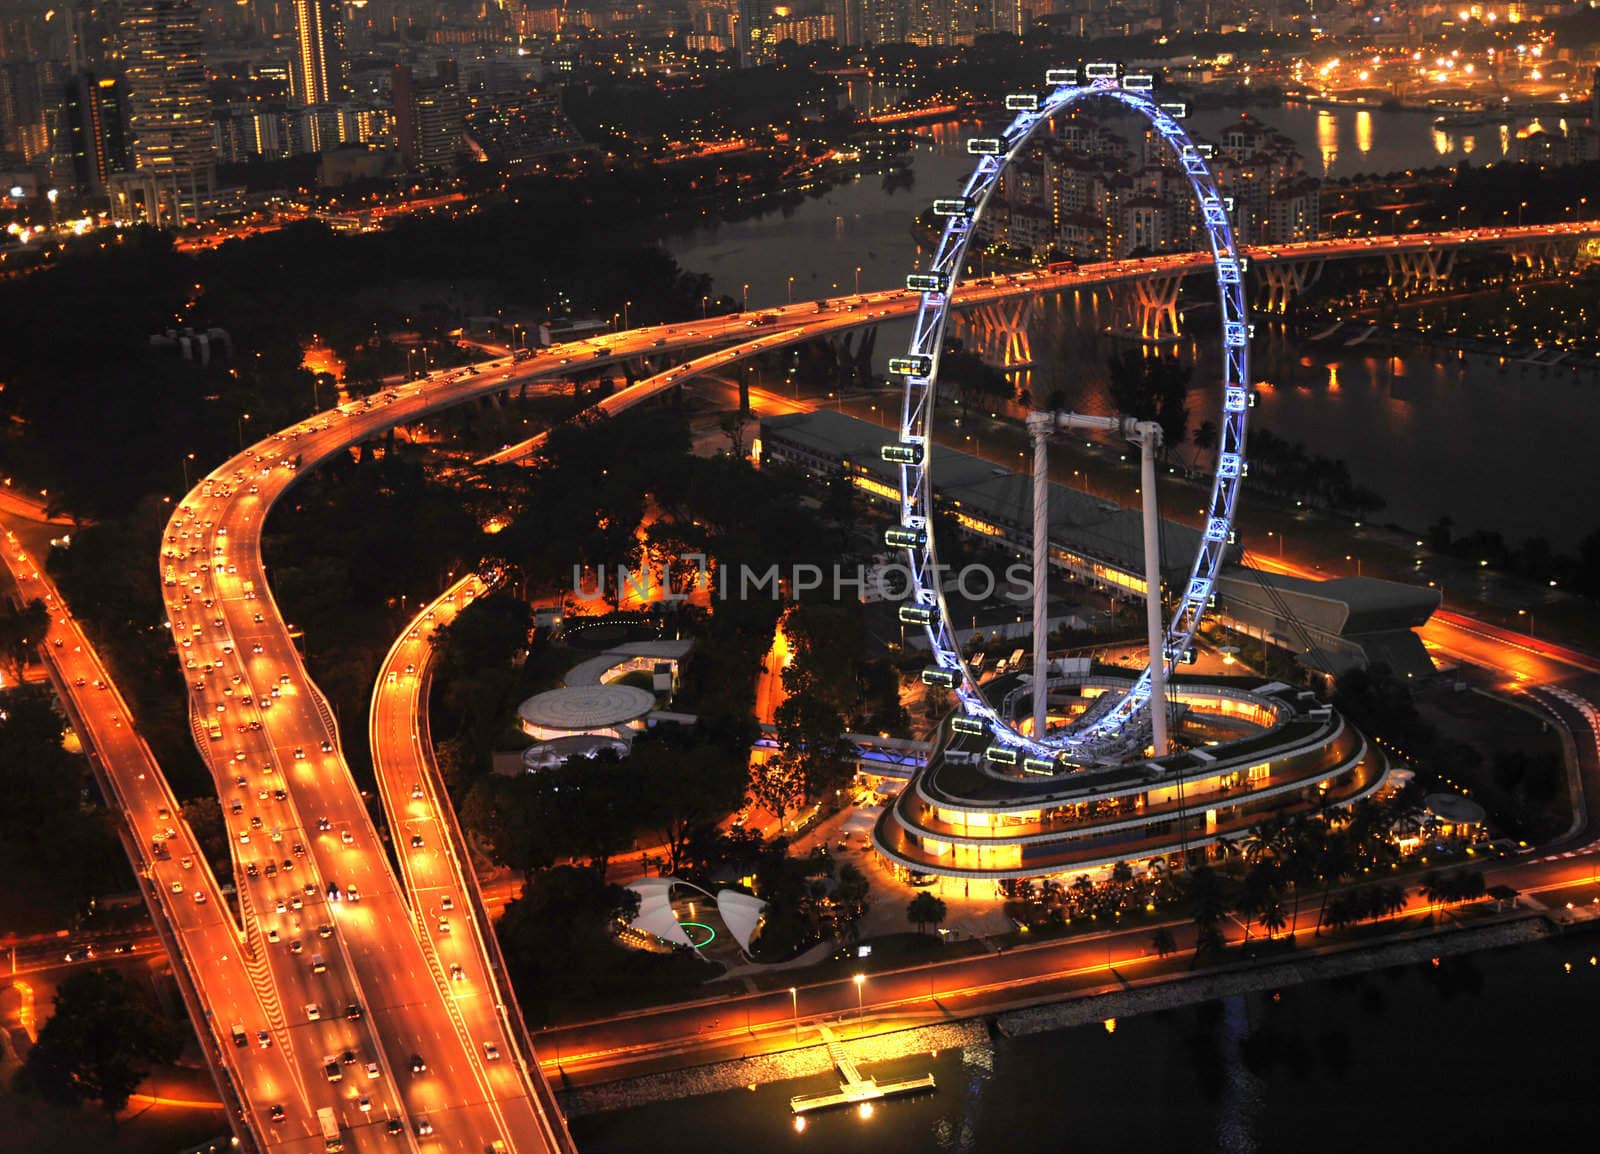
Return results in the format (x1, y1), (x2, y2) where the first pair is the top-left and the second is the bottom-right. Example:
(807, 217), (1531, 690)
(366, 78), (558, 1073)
(479, 219), (1600, 465)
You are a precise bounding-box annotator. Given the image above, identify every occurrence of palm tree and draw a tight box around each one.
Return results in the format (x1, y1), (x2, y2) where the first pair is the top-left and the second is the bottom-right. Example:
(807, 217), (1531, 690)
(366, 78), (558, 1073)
(1151, 927), (1178, 959)
(1259, 897), (1290, 941)
(907, 891), (948, 935)
(1313, 829), (1357, 937)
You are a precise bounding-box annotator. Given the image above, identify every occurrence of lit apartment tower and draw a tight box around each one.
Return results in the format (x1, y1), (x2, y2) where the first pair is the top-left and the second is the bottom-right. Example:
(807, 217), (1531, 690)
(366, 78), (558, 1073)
(868, 0), (910, 42)
(735, 0), (766, 66)
(831, 0), (867, 45)
(119, 0), (213, 218)
(63, 71), (128, 193)
(291, 0), (347, 107)
(391, 61), (463, 172)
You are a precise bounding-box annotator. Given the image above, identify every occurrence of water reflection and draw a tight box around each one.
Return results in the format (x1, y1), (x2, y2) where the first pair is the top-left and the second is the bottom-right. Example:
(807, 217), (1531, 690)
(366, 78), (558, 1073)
(1354, 109), (1373, 156)
(1316, 109), (1338, 172)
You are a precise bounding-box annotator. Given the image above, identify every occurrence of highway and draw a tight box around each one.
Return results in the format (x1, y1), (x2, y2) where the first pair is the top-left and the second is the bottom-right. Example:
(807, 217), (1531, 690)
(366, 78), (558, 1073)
(0, 519), (308, 1152)
(475, 218), (1600, 465)
(163, 399), (576, 1150)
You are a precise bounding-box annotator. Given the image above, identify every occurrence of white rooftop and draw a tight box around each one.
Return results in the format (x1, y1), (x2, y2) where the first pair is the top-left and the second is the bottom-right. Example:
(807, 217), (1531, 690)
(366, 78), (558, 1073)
(517, 683), (657, 731)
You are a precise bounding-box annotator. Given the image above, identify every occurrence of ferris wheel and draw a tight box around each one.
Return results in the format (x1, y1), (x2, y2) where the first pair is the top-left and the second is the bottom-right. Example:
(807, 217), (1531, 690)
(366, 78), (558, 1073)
(887, 64), (1252, 770)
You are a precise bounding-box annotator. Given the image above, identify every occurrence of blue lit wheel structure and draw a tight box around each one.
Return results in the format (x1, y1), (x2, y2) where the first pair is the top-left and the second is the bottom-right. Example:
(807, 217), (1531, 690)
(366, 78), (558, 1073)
(889, 66), (1251, 768)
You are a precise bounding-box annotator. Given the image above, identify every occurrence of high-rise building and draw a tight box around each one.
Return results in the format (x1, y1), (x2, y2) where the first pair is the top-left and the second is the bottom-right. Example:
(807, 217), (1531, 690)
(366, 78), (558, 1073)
(291, 0), (347, 107)
(868, 0), (910, 42)
(831, 0), (868, 45)
(735, 0), (766, 66)
(63, 71), (128, 193)
(391, 61), (463, 172)
(67, 0), (123, 72)
(119, 0), (213, 220)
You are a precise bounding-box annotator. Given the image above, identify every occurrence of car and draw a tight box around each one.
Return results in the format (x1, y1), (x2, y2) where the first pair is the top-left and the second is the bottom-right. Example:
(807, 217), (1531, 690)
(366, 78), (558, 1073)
(274, 898), (287, 913)
(269, 1104), (286, 1123)
(358, 1096), (372, 1114)
(181, 856), (193, 869)
(265, 861), (277, 877)
(410, 834), (424, 849)
(404, 663), (415, 675)
(437, 917), (450, 933)
(385, 1120), (404, 1137)
(340, 1049), (357, 1065)
(293, 747), (305, 760)
(327, 882), (342, 902)
(234, 774), (248, 787)
(365, 1060), (381, 1080)
(323, 1059), (341, 1082)
(347, 885), (360, 903)
(409, 1054), (426, 1074)
(305, 1003), (320, 1021)
(193, 890), (207, 904)
(250, 815), (262, 829)
(318, 923), (333, 938)
(274, 788), (287, 801)
(289, 939), (303, 954)
(266, 927), (279, 943)
(346, 1003), (362, 1021)
(413, 1117), (433, 1137)
(483, 1041), (500, 1061)
(245, 861), (259, 878)
(449, 963), (465, 982)
(317, 816), (331, 831)
(257, 1029), (271, 1048)
(170, 880), (184, 894)
(341, 829), (354, 845)
(440, 895), (454, 912)
(321, 739), (333, 752)
(410, 783), (424, 799)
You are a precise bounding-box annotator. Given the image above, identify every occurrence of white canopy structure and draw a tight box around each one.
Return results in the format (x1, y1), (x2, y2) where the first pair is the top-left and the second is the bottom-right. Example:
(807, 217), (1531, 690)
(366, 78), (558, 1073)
(624, 877), (768, 956)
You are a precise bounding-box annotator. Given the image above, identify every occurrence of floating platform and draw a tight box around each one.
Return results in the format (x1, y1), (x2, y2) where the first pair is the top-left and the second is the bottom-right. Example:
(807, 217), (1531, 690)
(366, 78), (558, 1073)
(789, 1026), (937, 1115)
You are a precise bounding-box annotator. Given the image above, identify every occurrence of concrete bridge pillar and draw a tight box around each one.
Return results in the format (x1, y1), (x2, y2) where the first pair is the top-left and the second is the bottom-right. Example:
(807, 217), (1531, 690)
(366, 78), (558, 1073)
(1255, 259), (1323, 315)
(962, 297), (1035, 367)
(1108, 272), (1183, 342)
(1385, 247), (1456, 294)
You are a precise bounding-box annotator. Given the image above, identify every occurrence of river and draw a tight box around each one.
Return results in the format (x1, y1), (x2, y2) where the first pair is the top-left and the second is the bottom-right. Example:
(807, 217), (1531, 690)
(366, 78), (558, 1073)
(570, 930), (1599, 1153)
(664, 104), (1600, 550)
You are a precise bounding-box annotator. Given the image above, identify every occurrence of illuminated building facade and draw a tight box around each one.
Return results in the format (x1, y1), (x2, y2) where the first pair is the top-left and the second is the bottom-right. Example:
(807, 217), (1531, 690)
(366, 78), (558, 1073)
(291, 0), (348, 108)
(120, 0), (214, 220)
(63, 71), (128, 193)
(874, 672), (1386, 886)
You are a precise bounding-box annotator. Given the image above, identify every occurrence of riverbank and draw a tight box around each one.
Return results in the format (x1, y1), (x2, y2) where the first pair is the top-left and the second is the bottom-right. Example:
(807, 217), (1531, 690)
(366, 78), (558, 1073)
(556, 904), (1562, 1118)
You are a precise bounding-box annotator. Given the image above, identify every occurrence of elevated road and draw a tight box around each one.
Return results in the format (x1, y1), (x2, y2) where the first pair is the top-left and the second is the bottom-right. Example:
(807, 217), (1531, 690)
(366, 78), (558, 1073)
(164, 391), (579, 1150)
(478, 219), (1600, 464)
(0, 520), (304, 1153)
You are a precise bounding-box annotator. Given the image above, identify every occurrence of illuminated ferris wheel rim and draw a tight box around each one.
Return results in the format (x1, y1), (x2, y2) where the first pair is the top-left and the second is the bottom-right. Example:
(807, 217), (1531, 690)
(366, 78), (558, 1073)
(888, 65), (1253, 770)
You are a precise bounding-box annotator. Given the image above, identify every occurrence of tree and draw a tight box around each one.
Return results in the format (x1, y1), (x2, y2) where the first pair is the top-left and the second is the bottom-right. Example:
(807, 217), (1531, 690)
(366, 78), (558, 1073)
(15, 968), (182, 1115)
(907, 890), (948, 934)
(0, 597), (49, 681)
(749, 753), (806, 834)
(773, 691), (849, 799)
(1106, 348), (1190, 456)
(718, 409), (754, 458)
(833, 863), (871, 941)
(1151, 926), (1178, 958)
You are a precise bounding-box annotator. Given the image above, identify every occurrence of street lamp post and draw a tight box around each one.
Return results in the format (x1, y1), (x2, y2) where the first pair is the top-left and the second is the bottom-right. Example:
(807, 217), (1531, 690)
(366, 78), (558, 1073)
(787, 275), (795, 304)
(853, 972), (865, 1019)
(854, 265), (862, 295)
(742, 282), (749, 310)
(788, 986), (799, 1041)
(1345, 554), (1361, 577)
(701, 295), (709, 318)
(236, 413), (251, 452)
(182, 452), (195, 490)
(624, 300), (632, 330)
(1518, 608), (1535, 636)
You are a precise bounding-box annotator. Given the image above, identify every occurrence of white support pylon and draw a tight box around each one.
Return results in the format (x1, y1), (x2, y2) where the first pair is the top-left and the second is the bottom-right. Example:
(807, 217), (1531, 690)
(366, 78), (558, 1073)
(1025, 410), (1167, 753)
